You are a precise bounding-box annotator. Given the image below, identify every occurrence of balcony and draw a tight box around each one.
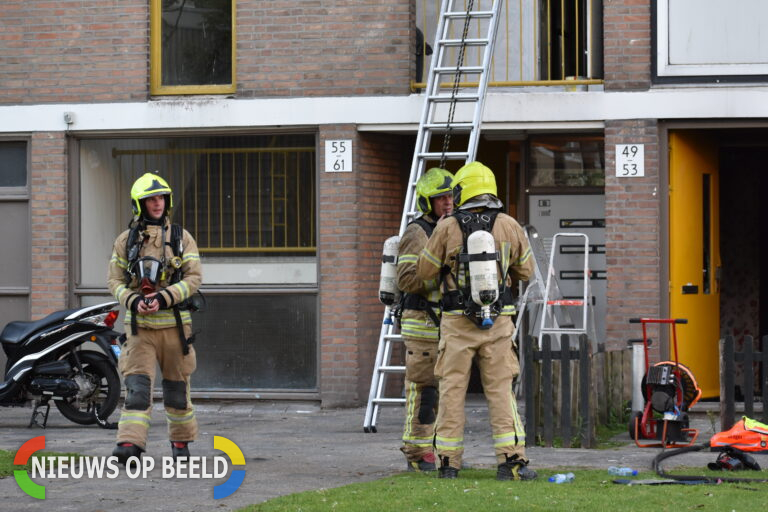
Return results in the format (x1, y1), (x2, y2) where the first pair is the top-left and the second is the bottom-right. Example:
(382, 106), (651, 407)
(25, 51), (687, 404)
(414, 0), (603, 91)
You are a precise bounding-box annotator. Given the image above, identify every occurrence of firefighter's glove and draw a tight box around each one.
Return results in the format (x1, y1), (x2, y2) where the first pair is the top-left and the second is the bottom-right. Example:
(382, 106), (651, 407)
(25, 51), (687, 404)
(154, 292), (169, 310)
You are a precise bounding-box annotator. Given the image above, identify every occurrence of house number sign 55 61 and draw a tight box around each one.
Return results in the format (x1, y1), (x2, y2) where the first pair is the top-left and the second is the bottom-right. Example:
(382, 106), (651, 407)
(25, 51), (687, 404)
(325, 140), (352, 173)
(615, 144), (644, 177)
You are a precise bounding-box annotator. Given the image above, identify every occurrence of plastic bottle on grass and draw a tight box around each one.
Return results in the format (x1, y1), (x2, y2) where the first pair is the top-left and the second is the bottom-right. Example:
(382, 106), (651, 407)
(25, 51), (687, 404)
(548, 472), (575, 483)
(608, 466), (637, 476)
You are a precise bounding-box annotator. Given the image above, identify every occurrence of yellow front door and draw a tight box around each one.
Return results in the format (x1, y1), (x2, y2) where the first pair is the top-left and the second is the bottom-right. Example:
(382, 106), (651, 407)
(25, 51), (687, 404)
(669, 131), (721, 398)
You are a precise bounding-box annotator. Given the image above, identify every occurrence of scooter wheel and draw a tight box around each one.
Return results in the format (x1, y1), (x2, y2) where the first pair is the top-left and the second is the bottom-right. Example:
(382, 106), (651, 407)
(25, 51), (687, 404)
(628, 411), (643, 440)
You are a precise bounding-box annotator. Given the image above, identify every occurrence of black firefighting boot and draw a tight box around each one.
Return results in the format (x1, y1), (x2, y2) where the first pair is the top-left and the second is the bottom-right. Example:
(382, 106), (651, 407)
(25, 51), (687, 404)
(171, 441), (191, 459)
(112, 443), (144, 465)
(438, 456), (459, 479)
(496, 454), (537, 481)
(407, 452), (436, 472)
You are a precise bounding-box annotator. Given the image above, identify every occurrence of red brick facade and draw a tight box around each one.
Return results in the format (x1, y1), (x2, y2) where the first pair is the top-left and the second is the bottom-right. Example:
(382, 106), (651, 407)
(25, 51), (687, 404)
(0, 1), (149, 104)
(318, 126), (409, 406)
(604, 120), (662, 355)
(603, 0), (652, 90)
(29, 131), (69, 318)
(237, 0), (413, 97)
(0, 0), (412, 105)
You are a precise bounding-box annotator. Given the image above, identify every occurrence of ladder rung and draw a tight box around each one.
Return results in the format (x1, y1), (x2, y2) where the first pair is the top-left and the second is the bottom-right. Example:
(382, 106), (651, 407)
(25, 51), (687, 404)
(377, 365), (405, 372)
(423, 122), (474, 130)
(547, 300), (584, 306)
(438, 38), (489, 47)
(428, 94), (479, 102)
(372, 398), (406, 404)
(444, 10), (494, 19)
(383, 334), (403, 341)
(540, 329), (588, 335)
(433, 66), (485, 74)
(417, 151), (470, 160)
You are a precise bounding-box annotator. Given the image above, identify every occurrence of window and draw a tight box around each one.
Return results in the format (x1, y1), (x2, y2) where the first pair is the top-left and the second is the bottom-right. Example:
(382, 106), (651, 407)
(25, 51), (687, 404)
(78, 134), (318, 391)
(0, 141), (30, 343)
(528, 135), (605, 189)
(656, 0), (768, 79)
(151, 0), (236, 95)
(0, 141), (28, 188)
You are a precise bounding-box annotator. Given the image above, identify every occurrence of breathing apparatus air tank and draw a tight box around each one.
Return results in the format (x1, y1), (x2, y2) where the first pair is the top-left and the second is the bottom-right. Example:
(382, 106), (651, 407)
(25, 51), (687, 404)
(378, 236), (401, 324)
(466, 230), (499, 328)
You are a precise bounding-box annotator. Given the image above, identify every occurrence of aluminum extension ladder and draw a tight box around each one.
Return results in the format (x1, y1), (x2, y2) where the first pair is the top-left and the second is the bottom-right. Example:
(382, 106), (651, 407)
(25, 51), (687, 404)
(538, 233), (597, 347)
(363, 0), (503, 432)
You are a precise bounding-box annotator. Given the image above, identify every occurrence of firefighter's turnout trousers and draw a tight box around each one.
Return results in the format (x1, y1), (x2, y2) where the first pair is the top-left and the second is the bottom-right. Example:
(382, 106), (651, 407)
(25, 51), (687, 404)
(116, 324), (198, 449)
(434, 314), (525, 469)
(400, 338), (439, 461)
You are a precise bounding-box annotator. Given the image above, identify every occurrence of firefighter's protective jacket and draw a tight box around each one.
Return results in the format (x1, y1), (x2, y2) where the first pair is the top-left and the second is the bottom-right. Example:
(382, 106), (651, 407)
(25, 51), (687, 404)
(107, 220), (202, 330)
(397, 213), (441, 342)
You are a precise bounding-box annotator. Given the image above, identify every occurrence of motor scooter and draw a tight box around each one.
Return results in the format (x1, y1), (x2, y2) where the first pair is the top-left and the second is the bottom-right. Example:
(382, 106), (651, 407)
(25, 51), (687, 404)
(0, 301), (122, 428)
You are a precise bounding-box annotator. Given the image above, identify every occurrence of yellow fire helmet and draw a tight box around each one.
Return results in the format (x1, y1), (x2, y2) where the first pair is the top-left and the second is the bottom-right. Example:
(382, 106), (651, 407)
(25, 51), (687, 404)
(130, 172), (173, 219)
(451, 161), (497, 207)
(415, 167), (453, 214)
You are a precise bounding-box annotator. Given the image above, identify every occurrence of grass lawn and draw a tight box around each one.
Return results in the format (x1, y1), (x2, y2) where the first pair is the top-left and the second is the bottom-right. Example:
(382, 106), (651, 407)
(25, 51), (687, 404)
(240, 467), (768, 512)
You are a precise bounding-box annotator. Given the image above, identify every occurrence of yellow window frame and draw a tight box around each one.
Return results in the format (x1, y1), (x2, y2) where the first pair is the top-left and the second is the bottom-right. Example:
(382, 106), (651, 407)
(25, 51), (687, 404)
(150, 0), (237, 96)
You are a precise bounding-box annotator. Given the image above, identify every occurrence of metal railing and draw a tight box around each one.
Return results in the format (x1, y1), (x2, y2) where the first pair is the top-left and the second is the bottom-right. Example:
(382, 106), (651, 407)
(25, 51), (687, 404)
(113, 145), (316, 254)
(413, 0), (603, 91)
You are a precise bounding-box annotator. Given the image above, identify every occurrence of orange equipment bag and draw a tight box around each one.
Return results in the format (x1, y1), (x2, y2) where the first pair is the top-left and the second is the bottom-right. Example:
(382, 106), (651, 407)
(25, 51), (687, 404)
(710, 416), (768, 453)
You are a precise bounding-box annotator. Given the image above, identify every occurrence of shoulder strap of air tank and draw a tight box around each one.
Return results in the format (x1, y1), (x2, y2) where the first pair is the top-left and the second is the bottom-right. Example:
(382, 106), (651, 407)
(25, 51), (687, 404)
(124, 222), (143, 284)
(410, 216), (437, 238)
(170, 223), (183, 257)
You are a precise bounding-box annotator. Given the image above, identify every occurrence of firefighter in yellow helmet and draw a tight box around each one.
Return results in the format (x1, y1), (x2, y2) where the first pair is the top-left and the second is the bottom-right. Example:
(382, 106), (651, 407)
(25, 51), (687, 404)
(397, 167), (453, 471)
(107, 173), (202, 464)
(416, 162), (536, 480)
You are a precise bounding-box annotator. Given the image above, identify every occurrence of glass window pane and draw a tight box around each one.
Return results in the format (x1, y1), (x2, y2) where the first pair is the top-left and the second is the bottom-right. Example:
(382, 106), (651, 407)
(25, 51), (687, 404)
(0, 141), (27, 187)
(528, 136), (605, 188)
(191, 294), (317, 389)
(0, 202), (31, 286)
(161, 0), (232, 87)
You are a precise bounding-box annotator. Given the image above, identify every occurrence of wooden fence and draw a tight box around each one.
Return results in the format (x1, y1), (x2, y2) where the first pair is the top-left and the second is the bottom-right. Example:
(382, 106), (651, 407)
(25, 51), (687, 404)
(522, 334), (631, 449)
(720, 335), (768, 431)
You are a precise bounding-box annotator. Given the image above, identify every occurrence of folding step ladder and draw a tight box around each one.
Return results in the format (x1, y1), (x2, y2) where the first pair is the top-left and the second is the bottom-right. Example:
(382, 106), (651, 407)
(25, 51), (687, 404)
(512, 226), (574, 347)
(363, 0), (503, 433)
(538, 233), (597, 347)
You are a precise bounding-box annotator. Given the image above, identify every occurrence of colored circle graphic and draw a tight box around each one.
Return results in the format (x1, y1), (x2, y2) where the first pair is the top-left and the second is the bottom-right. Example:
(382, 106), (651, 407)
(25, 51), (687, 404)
(213, 435), (245, 499)
(14, 436), (46, 499)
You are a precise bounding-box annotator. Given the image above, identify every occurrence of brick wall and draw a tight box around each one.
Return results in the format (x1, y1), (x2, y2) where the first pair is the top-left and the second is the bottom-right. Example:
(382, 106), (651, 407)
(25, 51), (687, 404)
(317, 124), (361, 406)
(317, 125), (408, 406)
(0, 0), (149, 104)
(604, 119), (662, 356)
(603, 0), (651, 91)
(30, 132), (69, 318)
(1, 0), (413, 105)
(237, 0), (413, 97)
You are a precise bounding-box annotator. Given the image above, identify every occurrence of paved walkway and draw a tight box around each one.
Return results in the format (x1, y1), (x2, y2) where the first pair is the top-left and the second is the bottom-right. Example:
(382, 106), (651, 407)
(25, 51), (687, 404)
(0, 397), (722, 511)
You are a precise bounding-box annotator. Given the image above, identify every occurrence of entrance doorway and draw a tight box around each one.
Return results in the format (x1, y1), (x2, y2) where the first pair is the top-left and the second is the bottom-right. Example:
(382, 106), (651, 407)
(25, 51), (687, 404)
(669, 129), (768, 399)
